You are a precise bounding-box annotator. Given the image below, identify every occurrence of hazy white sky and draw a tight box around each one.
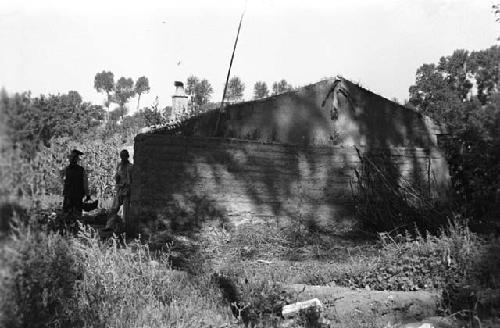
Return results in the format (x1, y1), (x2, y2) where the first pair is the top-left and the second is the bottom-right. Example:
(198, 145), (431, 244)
(0, 0), (498, 113)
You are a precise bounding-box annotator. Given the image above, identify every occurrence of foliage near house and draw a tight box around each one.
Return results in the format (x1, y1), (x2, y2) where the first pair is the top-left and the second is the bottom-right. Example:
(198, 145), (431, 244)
(226, 76), (245, 102)
(253, 81), (269, 99)
(409, 45), (500, 220)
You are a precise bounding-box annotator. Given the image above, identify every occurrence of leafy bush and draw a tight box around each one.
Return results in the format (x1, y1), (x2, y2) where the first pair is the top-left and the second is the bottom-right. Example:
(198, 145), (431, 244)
(0, 223), (81, 328)
(440, 136), (500, 221)
(408, 46), (500, 225)
(237, 279), (292, 325)
(0, 222), (234, 328)
(0, 90), (105, 159)
(211, 270), (297, 327)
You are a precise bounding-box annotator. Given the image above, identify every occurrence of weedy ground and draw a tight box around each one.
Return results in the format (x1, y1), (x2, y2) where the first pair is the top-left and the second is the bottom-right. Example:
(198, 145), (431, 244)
(0, 214), (499, 328)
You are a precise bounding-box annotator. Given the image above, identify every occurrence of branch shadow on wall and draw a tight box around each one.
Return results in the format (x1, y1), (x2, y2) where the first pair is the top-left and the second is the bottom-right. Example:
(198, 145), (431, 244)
(338, 79), (449, 233)
(132, 79), (450, 266)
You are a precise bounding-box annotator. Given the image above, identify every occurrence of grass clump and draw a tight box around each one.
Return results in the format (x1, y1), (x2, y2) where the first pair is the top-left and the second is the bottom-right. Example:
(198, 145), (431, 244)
(296, 218), (500, 320)
(298, 219), (499, 293)
(212, 268), (298, 327)
(228, 222), (290, 260)
(0, 222), (234, 328)
(0, 223), (81, 328)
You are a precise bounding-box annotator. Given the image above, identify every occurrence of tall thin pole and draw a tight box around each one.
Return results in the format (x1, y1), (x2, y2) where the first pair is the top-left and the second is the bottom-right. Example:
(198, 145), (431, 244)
(214, 1), (247, 135)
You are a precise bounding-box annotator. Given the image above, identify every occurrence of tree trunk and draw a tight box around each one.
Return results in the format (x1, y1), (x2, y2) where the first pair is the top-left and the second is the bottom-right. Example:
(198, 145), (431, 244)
(137, 93), (141, 111)
(105, 91), (111, 122)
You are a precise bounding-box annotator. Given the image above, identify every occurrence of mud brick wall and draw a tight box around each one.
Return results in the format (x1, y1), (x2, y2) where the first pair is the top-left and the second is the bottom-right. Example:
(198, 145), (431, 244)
(162, 79), (443, 149)
(128, 135), (449, 232)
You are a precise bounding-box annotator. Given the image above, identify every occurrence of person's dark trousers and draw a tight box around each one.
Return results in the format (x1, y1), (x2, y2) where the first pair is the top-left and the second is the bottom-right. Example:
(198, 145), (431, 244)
(63, 196), (83, 215)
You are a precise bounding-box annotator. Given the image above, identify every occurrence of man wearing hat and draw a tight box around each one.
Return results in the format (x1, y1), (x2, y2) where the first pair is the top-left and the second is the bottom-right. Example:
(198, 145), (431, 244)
(62, 149), (91, 215)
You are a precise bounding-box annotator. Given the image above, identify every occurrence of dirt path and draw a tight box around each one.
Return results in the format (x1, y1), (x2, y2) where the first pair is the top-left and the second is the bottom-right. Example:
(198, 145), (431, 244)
(285, 284), (440, 327)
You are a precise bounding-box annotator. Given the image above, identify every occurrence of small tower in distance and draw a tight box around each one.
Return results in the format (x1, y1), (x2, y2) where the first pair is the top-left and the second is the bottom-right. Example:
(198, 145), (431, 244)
(171, 81), (189, 121)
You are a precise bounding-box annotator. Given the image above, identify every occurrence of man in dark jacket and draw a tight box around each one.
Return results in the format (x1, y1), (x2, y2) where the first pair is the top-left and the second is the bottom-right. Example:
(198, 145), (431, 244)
(62, 149), (91, 215)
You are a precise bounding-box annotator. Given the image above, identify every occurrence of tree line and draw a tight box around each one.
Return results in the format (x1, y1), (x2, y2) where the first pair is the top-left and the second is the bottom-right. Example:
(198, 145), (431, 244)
(94, 71), (150, 120)
(94, 71), (295, 114)
(185, 75), (295, 105)
(0, 70), (296, 158)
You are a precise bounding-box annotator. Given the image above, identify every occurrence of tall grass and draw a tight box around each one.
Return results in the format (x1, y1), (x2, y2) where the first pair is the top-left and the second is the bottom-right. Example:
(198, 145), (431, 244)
(0, 223), (234, 328)
(2, 214), (498, 327)
(0, 223), (80, 328)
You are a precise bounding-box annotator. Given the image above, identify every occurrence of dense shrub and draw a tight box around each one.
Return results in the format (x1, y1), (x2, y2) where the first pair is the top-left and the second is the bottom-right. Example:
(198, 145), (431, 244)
(238, 278), (292, 325)
(0, 222), (234, 328)
(213, 269), (297, 327)
(440, 136), (500, 221)
(408, 46), (500, 225)
(0, 90), (105, 160)
(0, 224), (81, 328)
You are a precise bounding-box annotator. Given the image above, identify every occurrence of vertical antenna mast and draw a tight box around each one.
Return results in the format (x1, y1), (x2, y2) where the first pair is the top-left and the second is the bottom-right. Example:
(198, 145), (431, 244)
(214, 0), (247, 135)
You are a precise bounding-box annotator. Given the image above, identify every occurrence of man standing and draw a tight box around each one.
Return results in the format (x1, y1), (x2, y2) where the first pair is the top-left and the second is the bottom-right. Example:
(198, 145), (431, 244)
(62, 149), (91, 216)
(104, 149), (133, 231)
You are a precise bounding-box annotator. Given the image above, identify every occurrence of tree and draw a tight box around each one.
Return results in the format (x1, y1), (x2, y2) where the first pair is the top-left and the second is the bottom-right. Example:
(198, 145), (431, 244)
(271, 79), (293, 95)
(64, 90), (83, 106)
(409, 63), (468, 132)
(469, 46), (500, 104)
(114, 77), (135, 120)
(186, 76), (199, 95)
(0, 90), (36, 154)
(225, 76), (245, 102)
(437, 49), (472, 101)
(0, 90), (104, 158)
(94, 71), (115, 111)
(195, 79), (213, 106)
(408, 46), (500, 132)
(109, 107), (127, 122)
(186, 76), (214, 107)
(134, 76), (150, 110)
(122, 112), (146, 135)
(409, 46), (500, 219)
(141, 97), (166, 126)
(253, 81), (269, 99)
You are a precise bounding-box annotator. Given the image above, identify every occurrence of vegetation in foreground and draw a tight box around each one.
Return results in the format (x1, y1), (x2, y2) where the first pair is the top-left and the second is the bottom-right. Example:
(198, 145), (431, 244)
(1, 214), (499, 328)
(0, 222), (235, 328)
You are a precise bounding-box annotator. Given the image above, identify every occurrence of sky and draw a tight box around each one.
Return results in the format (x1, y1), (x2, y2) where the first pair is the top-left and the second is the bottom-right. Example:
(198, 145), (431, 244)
(0, 0), (499, 114)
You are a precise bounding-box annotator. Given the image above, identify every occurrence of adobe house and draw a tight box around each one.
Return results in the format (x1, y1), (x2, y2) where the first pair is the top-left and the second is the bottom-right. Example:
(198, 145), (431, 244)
(127, 77), (449, 233)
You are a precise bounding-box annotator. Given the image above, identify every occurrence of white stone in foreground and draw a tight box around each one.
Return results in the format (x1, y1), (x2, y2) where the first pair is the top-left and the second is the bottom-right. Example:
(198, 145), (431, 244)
(139, 126), (153, 134)
(400, 323), (434, 328)
(256, 259), (273, 264)
(282, 298), (323, 318)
